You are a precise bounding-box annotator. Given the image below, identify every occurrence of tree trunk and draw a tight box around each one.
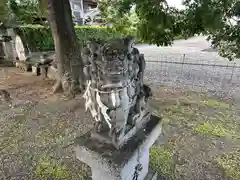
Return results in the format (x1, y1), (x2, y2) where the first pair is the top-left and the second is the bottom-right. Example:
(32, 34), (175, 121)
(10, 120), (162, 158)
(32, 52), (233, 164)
(47, 0), (84, 97)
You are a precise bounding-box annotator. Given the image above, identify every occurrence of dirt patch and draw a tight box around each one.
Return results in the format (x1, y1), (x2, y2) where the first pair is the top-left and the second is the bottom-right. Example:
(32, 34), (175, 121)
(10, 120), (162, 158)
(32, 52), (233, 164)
(0, 67), (93, 180)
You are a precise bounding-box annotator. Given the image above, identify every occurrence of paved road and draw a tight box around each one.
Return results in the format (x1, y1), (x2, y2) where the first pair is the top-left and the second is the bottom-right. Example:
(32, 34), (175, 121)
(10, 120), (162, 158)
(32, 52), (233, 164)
(136, 36), (240, 98)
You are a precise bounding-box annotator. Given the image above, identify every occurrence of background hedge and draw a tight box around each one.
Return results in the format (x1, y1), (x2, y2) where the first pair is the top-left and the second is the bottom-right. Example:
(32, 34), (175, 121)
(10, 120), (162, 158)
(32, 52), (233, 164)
(14, 25), (123, 52)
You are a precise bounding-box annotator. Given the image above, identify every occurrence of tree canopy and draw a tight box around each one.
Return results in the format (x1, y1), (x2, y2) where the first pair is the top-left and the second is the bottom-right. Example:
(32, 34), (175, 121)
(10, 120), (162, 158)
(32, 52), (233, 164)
(183, 0), (240, 60)
(1, 0), (239, 60)
(99, 0), (240, 60)
(0, 0), (46, 25)
(99, 0), (184, 46)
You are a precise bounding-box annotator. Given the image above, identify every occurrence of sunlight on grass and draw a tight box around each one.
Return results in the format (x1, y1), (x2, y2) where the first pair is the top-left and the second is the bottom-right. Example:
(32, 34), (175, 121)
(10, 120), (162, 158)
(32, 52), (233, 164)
(201, 99), (230, 109)
(35, 155), (84, 180)
(150, 147), (176, 180)
(194, 122), (231, 137)
(216, 152), (240, 180)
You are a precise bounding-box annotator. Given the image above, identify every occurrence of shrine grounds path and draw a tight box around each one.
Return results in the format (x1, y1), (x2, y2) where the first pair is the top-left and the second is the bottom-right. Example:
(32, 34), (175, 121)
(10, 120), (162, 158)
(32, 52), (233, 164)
(137, 36), (240, 99)
(1, 67), (240, 180)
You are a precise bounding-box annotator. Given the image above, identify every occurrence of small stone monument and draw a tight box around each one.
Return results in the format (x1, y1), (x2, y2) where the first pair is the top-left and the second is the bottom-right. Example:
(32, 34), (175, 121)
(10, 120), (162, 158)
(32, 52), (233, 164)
(15, 35), (27, 62)
(14, 34), (33, 71)
(0, 24), (15, 66)
(75, 38), (162, 180)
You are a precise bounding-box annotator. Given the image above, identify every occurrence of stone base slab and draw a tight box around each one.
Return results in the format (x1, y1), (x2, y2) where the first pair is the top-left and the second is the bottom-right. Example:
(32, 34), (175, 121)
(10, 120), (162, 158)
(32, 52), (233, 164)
(40, 66), (48, 78)
(145, 168), (158, 180)
(75, 115), (162, 180)
(47, 66), (58, 80)
(31, 65), (40, 76)
(15, 61), (31, 71)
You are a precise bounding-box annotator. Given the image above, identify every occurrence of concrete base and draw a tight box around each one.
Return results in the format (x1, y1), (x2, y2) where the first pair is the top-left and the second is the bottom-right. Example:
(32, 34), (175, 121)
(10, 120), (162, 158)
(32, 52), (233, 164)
(75, 115), (162, 180)
(40, 66), (48, 78)
(15, 61), (31, 71)
(32, 65), (40, 76)
(145, 168), (158, 180)
(47, 66), (58, 80)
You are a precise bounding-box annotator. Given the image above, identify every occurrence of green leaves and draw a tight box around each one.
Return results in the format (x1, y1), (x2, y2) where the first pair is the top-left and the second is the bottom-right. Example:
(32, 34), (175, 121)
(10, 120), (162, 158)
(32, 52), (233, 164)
(99, 0), (184, 46)
(2, 0), (239, 60)
(0, 0), (47, 25)
(134, 1), (181, 46)
(98, 0), (139, 38)
(14, 25), (122, 52)
(0, 0), (10, 23)
(183, 0), (240, 60)
(99, 0), (240, 60)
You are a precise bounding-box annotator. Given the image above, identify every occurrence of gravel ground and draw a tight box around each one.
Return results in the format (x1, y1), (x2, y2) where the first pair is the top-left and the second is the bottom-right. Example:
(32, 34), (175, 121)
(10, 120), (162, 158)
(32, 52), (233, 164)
(137, 36), (240, 98)
(0, 68), (93, 180)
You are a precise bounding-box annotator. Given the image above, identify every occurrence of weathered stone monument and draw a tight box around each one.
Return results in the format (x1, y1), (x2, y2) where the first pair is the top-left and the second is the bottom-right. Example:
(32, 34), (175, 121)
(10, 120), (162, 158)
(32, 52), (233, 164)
(0, 40), (4, 60)
(13, 32), (55, 76)
(0, 24), (15, 66)
(15, 35), (27, 62)
(0, 23), (31, 69)
(75, 38), (162, 180)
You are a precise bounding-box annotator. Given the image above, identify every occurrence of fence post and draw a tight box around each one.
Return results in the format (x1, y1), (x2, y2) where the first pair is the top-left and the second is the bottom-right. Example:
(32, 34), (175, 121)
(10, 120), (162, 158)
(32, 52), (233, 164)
(229, 62), (236, 84)
(181, 54), (185, 73)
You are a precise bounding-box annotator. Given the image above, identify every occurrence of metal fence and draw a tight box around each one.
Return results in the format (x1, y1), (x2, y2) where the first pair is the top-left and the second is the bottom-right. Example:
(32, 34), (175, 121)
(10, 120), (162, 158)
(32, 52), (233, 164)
(144, 53), (240, 98)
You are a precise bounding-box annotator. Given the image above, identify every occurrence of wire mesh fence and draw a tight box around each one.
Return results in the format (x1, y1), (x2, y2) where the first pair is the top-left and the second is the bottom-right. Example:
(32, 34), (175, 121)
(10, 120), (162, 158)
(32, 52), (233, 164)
(144, 53), (240, 98)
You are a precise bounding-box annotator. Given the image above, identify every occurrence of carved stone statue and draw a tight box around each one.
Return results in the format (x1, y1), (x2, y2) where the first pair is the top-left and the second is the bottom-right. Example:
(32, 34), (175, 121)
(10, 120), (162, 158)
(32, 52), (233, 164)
(82, 37), (152, 149)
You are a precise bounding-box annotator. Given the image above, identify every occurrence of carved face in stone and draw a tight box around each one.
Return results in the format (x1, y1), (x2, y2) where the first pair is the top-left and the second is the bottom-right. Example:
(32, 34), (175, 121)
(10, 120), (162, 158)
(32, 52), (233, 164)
(101, 39), (127, 61)
(83, 38), (137, 87)
(95, 39), (131, 83)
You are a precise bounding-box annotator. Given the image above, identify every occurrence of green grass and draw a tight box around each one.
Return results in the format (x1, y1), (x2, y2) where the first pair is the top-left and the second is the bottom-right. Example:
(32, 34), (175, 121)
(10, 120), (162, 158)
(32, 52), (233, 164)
(216, 152), (240, 180)
(201, 99), (230, 109)
(194, 122), (231, 137)
(35, 156), (71, 180)
(150, 87), (240, 180)
(150, 147), (176, 180)
(35, 155), (85, 180)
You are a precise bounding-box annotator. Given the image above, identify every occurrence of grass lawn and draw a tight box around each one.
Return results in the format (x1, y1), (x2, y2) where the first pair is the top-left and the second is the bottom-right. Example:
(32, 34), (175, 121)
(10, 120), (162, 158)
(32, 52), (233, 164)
(150, 86), (240, 180)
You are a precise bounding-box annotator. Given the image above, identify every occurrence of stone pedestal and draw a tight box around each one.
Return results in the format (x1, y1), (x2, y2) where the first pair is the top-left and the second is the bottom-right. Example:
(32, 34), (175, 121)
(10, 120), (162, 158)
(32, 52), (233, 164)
(32, 65), (40, 76)
(47, 66), (58, 80)
(40, 65), (48, 78)
(0, 28), (15, 66)
(15, 35), (27, 62)
(3, 41), (14, 62)
(15, 61), (31, 71)
(75, 115), (162, 180)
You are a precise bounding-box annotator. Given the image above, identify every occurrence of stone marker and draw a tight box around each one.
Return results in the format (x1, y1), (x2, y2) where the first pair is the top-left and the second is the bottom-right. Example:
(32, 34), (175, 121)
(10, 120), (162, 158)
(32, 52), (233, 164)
(75, 38), (162, 180)
(15, 35), (27, 62)
(0, 26), (15, 66)
(0, 41), (4, 59)
(31, 64), (40, 76)
(47, 66), (58, 80)
(14, 35), (33, 70)
(40, 65), (48, 78)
